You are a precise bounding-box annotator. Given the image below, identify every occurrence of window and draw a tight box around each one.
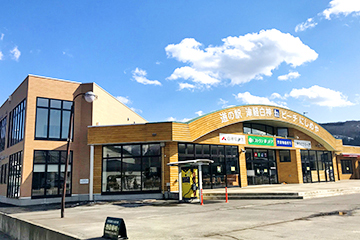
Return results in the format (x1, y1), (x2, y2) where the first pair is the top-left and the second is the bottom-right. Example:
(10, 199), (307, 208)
(7, 151), (22, 198)
(0, 117), (6, 151)
(102, 144), (161, 193)
(8, 99), (26, 147)
(35, 98), (72, 140)
(178, 143), (240, 188)
(277, 128), (288, 137)
(243, 123), (275, 136)
(0, 164), (6, 184)
(31, 150), (72, 198)
(341, 160), (353, 174)
(279, 150), (291, 162)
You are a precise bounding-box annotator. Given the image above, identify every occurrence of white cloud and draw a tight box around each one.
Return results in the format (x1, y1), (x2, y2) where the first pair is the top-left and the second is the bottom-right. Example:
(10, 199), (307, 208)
(166, 117), (191, 122)
(130, 107), (143, 114)
(278, 71), (300, 81)
(168, 66), (220, 86)
(270, 92), (286, 100)
(0, 51), (3, 60)
(62, 51), (73, 58)
(289, 85), (355, 107)
(323, 0), (360, 20)
(10, 46), (20, 61)
(132, 68), (162, 86)
(178, 82), (196, 90)
(165, 29), (317, 89)
(0, 33), (4, 41)
(295, 18), (318, 32)
(116, 96), (131, 105)
(234, 92), (287, 108)
(195, 110), (204, 116)
(296, 0), (360, 32)
(218, 98), (233, 108)
(218, 98), (228, 105)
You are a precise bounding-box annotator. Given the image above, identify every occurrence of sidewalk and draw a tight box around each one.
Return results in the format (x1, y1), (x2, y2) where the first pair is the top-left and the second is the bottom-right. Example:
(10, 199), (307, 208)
(1, 180), (360, 240)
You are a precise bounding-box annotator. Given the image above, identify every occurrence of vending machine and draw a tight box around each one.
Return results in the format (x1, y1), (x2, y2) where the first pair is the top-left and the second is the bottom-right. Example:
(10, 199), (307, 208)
(181, 168), (199, 201)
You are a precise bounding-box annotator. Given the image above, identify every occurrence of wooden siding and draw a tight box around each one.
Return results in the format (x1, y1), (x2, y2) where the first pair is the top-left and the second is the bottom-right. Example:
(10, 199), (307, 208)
(88, 122), (173, 145)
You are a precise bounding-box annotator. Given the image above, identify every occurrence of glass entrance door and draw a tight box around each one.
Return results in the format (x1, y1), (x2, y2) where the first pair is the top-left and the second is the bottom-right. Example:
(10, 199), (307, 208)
(246, 149), (277, 185)
(301, 150), (335, 183)
(301, 151), (312, 183)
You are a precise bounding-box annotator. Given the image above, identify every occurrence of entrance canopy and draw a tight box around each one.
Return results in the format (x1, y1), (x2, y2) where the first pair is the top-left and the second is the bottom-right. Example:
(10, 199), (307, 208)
(167, 159), (214, 167)
(168, 159), (214, 202)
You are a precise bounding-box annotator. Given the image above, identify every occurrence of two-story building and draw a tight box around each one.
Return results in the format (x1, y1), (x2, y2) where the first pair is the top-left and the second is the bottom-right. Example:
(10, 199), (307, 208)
(0, 75), (146, 205)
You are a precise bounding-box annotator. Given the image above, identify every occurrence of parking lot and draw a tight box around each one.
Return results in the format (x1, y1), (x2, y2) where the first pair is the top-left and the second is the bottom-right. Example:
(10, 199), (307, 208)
(1, 192), (359, 239)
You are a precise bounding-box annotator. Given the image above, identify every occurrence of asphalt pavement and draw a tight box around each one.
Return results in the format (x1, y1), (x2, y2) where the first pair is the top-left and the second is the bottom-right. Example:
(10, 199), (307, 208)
(2, 180), (360, 239)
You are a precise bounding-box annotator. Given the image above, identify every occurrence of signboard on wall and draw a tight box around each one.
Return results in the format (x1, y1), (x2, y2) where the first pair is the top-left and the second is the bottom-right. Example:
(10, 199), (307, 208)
(248, 136), (274, 146)
(276, 138), (292, 147)
(219, 133), (246, 144)
(294, 140), (311, 149)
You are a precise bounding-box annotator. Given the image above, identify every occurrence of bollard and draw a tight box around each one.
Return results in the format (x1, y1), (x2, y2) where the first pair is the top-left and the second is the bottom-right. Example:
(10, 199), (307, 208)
(201, 189), (204, 205)
(225, 187), (228, 203)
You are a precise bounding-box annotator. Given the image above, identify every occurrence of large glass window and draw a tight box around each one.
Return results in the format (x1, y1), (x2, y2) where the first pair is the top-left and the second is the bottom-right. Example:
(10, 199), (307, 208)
(341, 160), (353, 174)
(243, 123), (283, 137)
(178, 143), (240, 189)
(35, 98), (72, 140)
(102, 143), (161, 194)
(7, 151), (22, 198)
(8, 99), (26, 147)
(31, 150), (72, 198)
(0, 117), (6, 152)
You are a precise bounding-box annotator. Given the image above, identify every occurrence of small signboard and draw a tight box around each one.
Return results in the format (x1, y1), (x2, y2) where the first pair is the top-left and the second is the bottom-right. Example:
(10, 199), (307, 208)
(79, 179), (89, 184)
(276, 138), (292, 147)
(103, 217), (128, 239)
(248, 136), (274, 146)
(294, 140), (311, 149)
(220, 133), (246, 144)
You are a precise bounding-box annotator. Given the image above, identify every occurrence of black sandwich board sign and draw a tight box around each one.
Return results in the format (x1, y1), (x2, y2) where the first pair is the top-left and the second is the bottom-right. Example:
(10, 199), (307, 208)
(103, 217), (128, 239)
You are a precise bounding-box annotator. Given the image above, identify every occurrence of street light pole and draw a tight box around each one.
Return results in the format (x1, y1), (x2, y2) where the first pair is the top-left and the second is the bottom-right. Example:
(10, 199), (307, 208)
(61, 91), (97, 218)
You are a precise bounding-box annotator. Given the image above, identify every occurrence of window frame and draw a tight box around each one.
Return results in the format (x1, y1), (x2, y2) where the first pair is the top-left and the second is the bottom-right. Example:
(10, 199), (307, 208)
(34, 97), (73, 141)
(31, 150), (73, 198)
(7, 99), (26, 147)
(243, 123), (283, 137)
(7, 151), (22, 198)
(0, 117), (6, 152)
(279, 150), (291, 162)
(341, 159), (353, 174)
(102, 143), (162, 194)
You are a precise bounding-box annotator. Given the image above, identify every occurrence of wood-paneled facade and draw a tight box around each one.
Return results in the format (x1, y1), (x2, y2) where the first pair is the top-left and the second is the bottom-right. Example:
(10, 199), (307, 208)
(88, 105), (360, 198)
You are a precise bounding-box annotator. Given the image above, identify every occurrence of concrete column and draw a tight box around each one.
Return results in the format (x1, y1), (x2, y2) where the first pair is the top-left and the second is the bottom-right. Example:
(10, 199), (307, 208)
(89, 145), (94, 201)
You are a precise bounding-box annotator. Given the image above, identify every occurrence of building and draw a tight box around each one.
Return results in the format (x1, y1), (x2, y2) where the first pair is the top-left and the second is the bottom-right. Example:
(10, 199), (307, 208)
(88, 104), (360, 199)
(1, 75), (360, 205)
(0, 75), (146, 205)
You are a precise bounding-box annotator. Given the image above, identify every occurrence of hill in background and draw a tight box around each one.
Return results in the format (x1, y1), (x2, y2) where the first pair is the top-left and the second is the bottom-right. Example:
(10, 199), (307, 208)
(320, 121), (360, 146)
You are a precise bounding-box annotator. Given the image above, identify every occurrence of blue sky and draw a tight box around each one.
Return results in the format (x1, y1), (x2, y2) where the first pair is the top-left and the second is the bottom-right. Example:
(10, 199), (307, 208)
(1, 0), (360, 123)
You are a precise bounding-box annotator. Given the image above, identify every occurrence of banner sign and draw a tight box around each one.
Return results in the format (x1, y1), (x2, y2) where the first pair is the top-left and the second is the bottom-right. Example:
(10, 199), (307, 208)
(294, 140), (311, 149)
(276, 138), (292, 147)
(248, 136), (274, 146)
(220, 133), (246, 144)
(219, 106), (320, 133)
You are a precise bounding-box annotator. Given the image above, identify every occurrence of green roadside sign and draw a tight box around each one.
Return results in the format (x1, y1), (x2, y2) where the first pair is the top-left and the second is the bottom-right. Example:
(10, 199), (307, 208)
(248, 136), (274, 146)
